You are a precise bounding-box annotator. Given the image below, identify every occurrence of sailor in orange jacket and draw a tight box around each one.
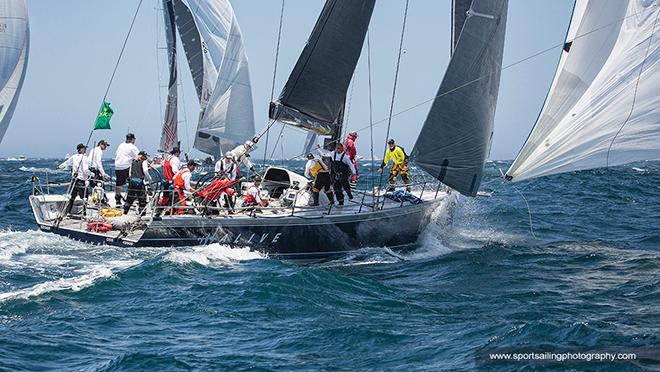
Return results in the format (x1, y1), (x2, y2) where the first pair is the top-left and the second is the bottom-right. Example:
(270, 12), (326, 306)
(172, 160), (197, 214)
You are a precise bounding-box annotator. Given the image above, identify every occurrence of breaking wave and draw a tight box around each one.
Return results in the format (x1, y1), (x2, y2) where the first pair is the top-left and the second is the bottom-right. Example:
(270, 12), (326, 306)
(163, 244), (266, 266)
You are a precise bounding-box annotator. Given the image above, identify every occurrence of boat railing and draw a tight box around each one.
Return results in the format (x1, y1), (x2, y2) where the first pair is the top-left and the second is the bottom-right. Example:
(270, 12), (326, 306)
(30, 170), (449, 222)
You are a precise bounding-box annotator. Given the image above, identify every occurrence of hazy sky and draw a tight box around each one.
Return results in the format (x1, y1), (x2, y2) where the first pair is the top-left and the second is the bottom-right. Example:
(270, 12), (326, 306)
(0, 0), (574, 160)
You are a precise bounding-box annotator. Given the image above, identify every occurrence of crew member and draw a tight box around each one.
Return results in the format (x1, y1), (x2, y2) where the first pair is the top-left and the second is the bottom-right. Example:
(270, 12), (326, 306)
(344, 131), (359, 183)
(123, 151), (152, 215)
(226, 140), (257, 175)
(379, 138), (410, 191)
(215, 153), (238, 181)
(304, 153), (334, 206)
(114, 133), (139, 207)
(58, 143), (92, 215)
(172, 160), (197, 214)
(242, 176), (268, 208)
(88, 140), (109, 185)
(159, 147), (181, 207)
(317, 143), (355, 206)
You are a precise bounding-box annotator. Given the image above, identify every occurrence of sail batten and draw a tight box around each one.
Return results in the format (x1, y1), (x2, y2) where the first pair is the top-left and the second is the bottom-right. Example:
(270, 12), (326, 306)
(173, 0), (255, 157)
(507, 0), (660, 181)
(411, 0), (508, 197)
(269, 0), (376, 136)
(0, 0), (29, 144)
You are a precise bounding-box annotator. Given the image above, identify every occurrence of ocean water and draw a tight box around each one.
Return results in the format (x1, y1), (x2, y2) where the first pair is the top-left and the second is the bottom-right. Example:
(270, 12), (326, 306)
(0, 158), (658, 370)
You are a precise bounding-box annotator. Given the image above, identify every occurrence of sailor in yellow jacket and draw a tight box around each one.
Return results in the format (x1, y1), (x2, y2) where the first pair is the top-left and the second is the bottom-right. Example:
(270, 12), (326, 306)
(379, 139), (410, 190)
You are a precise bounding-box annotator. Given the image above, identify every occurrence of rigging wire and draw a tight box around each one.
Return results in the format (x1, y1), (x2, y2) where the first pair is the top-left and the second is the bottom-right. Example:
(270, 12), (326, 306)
(262, 0), (286, 165)
(605, 7), (660, 169)
(367, 30), (376, 190)
(378, 0), (410, 188)
(85, 0), (144, 147)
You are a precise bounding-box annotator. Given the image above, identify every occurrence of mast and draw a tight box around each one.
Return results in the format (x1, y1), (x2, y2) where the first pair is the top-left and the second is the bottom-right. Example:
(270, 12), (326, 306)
(0, 0), (29, 145)
(159, 0), (178, 153)
(269, 0), (375, 150)
(410, 0), (508, 197)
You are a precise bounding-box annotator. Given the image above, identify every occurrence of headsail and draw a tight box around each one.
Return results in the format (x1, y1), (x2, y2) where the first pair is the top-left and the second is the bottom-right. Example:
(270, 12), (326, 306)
(506, 0), (660, 181)
(411, 0), (508, 197)
(173, 0), (255, 157)
(0, 0), (29, 144)
(269, 0), (376, 136)
(160, 0), (178, 153)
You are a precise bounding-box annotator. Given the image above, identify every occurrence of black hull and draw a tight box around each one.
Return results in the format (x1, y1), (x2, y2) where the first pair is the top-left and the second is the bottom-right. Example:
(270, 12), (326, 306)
(37, 198), (453, 259)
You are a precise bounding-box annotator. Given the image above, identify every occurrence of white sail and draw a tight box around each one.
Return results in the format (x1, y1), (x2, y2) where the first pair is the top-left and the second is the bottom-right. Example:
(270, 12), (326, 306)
(174, 0), (254, 157)
(507, 0), (660, 181)
(0, 0), (29, 144)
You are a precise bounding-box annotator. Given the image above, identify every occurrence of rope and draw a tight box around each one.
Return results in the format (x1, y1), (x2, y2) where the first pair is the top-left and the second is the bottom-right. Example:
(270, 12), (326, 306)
(378, 0), (410, 188)
(606, 7), (660, 168)
(262, 0), (286, 165)
(492, 163), (536, 238)
(85, 0), (144, 147)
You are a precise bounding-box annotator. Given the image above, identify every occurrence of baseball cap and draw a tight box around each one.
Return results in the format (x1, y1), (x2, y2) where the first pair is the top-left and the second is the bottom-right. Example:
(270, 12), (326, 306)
(98, 140), (110, 147)
(76, 143), (87, 151)
(126, 133), (136, 140)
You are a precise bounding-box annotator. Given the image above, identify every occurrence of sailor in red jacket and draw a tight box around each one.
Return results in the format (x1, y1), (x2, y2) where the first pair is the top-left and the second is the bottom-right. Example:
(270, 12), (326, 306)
(344, 131), (359, 182)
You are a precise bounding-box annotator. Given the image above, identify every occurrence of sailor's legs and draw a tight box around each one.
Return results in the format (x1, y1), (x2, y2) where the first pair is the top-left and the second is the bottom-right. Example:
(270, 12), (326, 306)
(66, 180), (87, 215)
(389, 163), (410, 190)
(115, 168), (130, 205)
(333, 176), (351, 205)
(312, 173), (334, 205)
(124, 184), (146, 215)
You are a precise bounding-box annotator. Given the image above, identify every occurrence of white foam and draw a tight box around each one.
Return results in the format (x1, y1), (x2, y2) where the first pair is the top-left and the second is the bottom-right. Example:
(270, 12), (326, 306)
(18, 166), (65, 174)
(164, 244), (265, 266)
(0, 267), (113, 302)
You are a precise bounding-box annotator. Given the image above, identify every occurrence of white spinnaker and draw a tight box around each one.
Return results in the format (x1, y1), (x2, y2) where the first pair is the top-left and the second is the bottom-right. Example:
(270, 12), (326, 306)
(507, 0), (660, 181)
(178, 0), (254, 156)
(0, 0), (29, 145)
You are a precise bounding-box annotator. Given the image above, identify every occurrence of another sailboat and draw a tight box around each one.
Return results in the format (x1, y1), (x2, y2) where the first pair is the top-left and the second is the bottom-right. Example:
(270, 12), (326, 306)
(0, 0), (29, 145)
(29, 0), (508, 258)
(506, 0), (660, 181)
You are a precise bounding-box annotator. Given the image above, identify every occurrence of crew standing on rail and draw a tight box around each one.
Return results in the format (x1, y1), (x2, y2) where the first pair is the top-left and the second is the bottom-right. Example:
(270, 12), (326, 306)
(317, 143), (356, 206)
(172, 160), (197, 215)
(304, 152), (334, 206)
(379, 138), (410, 191)
(59, 143), (92, 215)
(123, 151), (152, 215)
(344, 131), (359, 183)
(114, 133), (140, 207)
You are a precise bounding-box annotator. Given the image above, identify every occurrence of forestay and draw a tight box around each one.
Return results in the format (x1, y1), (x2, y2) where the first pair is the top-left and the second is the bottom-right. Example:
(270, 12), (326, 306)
(411, 0), (508, 197)
(269, 0), (376, 136)
(173, 0), (255, 157)
(507, 0), (660, 181)
(0, 0), (29, 144)
(159, 0), (178, 153)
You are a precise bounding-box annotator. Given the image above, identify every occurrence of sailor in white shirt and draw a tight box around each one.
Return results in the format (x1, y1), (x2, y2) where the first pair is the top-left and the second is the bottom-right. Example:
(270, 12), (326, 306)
(113, 133), (139, 206)
(58, 143), (92, 215)
(304, 152), (317, 179)
(214, 153), (238, 181)
(226, 140), (257, 173)
(87, 139), (109, 183)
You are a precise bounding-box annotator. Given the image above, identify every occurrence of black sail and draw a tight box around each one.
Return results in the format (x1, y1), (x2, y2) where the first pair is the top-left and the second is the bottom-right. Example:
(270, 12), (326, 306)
(269, 0), (376, 136)
(410, 0), (508, 197)
(452, 0), (472, 54)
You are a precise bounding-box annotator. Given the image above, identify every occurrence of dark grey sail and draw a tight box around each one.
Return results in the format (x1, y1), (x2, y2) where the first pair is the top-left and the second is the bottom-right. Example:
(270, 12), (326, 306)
(269, 0), (376, 136)
(452, 0), (472, 54)
(410, 0), (508, 197)
(159, 0), (178, 153)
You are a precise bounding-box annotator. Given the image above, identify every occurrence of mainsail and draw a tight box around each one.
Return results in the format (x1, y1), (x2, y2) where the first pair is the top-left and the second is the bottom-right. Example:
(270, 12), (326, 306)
(0, 0), (29, 145)
(507, 0), (660, 181)
(411, 0), (508, 197)
(452, 0), (472, 53)
(173, 0), (255, 157)
(269, 0), (376, 136)
(160, 0), (178, 153)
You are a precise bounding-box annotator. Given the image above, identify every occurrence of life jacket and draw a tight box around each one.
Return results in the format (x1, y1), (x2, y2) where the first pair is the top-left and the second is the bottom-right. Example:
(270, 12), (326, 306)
(163, 155), (175, 181)
(129, 159), (146, 179)
(310, 159), (328, 177)
(244, 186), (259, 205)
(173, 168), (190, 189)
